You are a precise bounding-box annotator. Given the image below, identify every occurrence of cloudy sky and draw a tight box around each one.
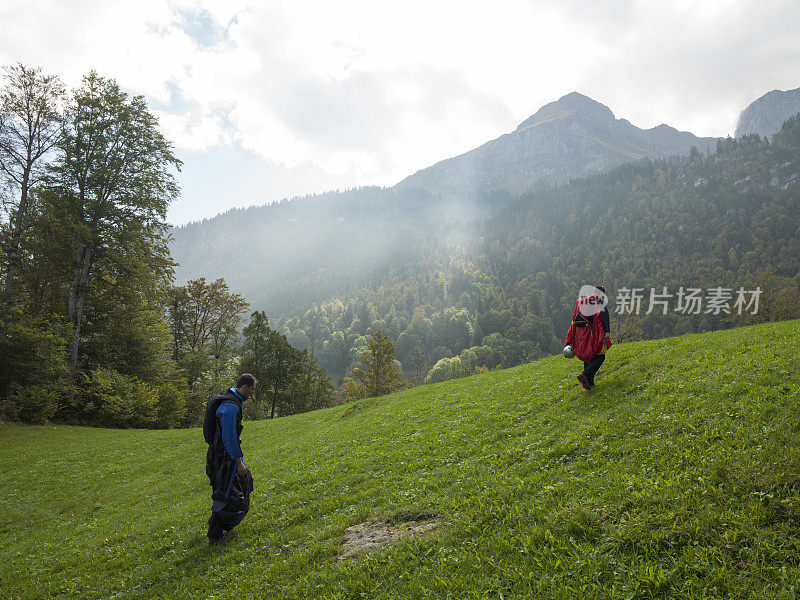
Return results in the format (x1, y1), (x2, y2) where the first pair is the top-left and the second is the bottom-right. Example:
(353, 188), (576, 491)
(1, 0), (798, 225)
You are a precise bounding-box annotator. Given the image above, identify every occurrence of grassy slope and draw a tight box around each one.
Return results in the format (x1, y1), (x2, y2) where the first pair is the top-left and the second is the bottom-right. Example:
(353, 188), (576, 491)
(1, 321), (799, 600)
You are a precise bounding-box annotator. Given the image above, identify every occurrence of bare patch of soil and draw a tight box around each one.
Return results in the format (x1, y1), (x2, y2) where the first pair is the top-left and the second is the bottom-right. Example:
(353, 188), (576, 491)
(337, 512), (441, 560)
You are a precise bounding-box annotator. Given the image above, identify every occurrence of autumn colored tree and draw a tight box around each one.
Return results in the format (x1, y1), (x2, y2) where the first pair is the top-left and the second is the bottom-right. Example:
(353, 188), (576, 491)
(340, 330), (405, 401)
(167, 277), (249, 389)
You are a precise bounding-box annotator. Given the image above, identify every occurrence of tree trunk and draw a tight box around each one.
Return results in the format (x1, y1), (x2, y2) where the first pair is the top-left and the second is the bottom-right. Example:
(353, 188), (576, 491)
(68, 244), (93, 372)
(0, 173), (30, 335)
(375, 356), (381, 397)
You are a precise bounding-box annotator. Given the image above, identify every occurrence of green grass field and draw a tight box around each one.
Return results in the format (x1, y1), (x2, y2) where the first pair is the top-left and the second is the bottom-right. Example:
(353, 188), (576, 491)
(2, 321), (799, 599)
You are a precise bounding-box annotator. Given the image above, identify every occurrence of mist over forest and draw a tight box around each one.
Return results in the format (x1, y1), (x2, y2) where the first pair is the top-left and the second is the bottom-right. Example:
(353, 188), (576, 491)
(171, 117), (800, 386)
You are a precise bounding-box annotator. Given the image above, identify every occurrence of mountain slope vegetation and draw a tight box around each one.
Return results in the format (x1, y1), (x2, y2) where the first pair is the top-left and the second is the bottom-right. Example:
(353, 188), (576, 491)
(171, 101), (800, 387)
(208, 118), (800, 384)
(2, 320), (799, 599)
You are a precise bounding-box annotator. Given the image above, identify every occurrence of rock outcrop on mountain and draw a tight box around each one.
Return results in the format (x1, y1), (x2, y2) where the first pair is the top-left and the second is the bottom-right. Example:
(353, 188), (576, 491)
(397, 92), (717, 196)
(735, 87), (800, 140)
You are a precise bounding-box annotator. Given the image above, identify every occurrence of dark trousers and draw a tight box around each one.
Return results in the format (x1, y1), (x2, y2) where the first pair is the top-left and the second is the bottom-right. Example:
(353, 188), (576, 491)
(582, 354), (605, 386)
(208, 509), (246, 535)
(206, 446), (253, 539)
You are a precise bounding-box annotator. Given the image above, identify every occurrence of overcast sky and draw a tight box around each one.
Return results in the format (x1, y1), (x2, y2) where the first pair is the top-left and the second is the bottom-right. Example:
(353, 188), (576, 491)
(1, 0), (798, 225)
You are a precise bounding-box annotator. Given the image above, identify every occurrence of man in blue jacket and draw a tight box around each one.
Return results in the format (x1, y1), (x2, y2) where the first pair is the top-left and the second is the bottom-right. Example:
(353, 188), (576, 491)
(203, 374), (256, 544)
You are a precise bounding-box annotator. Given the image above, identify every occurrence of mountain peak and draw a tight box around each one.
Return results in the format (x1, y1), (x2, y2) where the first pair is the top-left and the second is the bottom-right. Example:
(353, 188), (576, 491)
(735, 86), (800, 139)
(399, 90), (716, 197)
(516, 92), (615, 131)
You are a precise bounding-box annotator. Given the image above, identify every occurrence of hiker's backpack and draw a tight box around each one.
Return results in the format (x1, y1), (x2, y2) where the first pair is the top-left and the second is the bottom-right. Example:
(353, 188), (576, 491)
(565, 297), (606, 362)
(203, 390), (241, 444)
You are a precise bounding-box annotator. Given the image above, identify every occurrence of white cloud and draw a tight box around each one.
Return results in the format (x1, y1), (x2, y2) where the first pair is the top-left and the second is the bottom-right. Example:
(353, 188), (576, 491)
(1, 0), (799, 223)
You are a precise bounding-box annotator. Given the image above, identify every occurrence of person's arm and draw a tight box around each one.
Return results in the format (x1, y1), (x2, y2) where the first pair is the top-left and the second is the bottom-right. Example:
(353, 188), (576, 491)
(601, 308), (610, 334)
(216, 403), (246, 473)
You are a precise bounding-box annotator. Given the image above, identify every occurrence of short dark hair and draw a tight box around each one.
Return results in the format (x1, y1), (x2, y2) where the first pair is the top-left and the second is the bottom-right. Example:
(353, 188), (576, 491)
(237, 373), (256, 388)
(595, 285), (606, 294)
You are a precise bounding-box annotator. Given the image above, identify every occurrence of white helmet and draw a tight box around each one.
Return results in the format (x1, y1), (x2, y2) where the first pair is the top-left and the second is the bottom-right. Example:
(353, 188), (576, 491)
(563, 344), (574, 359)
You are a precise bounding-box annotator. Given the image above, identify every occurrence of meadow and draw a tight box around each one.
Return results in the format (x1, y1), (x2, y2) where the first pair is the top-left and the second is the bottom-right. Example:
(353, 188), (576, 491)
(1, 320), (799, 599)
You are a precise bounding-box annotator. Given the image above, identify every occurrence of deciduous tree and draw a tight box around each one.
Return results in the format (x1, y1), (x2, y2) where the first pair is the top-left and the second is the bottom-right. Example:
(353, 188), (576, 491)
(167, 277), (249, 392)
(48, 72), (180, 372)
(0, 63), (64, 331)
(340, 330), (404, 400)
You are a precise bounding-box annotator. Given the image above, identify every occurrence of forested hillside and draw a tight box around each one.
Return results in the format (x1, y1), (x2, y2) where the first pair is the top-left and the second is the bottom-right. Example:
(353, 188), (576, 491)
(271, 119), (800, 384)
(171, 92), (800, 388)
(170, 185), (495, 315)
(171, 91), (719, 318)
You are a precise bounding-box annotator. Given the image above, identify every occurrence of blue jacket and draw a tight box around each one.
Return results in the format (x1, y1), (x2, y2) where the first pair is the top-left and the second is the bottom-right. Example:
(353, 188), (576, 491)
(216, 395), (243, 459)
(203, 388), (244, 461)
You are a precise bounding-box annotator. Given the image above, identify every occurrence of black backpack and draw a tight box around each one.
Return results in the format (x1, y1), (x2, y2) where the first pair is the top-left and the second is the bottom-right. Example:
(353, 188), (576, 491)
(573, 312), (591, 327)
(203, 391), (236, 444)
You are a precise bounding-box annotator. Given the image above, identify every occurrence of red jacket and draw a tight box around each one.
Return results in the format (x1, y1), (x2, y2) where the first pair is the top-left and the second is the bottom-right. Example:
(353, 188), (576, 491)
(565, 296), (607, 362)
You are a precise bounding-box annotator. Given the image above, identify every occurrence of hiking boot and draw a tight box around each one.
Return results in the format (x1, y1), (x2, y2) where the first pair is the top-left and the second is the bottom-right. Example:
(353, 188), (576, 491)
(577, 373), (591, 390)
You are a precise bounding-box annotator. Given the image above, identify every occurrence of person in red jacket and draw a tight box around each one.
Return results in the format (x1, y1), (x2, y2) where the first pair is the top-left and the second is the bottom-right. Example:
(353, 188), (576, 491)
(565, 285), (611, 390)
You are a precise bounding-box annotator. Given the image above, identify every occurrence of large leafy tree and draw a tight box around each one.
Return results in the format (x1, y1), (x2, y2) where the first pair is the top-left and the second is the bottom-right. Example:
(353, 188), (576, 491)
(0, 63), (64, 331)
(166, 277), (248, 424)
(167, 277), (249, 386)
(263, 329), (305, 419)
(47, 72), (181, 372)
(286, 347), (336, 415)
(239, 310), (271, 417)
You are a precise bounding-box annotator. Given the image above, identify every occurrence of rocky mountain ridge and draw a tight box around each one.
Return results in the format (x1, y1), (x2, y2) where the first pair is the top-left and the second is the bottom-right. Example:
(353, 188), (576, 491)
(397, 92), (718, 196)
(735, 86), (800, 139)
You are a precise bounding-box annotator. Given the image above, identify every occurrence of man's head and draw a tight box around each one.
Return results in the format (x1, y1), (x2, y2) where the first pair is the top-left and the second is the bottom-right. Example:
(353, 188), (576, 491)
(236, 373), (257, 399)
